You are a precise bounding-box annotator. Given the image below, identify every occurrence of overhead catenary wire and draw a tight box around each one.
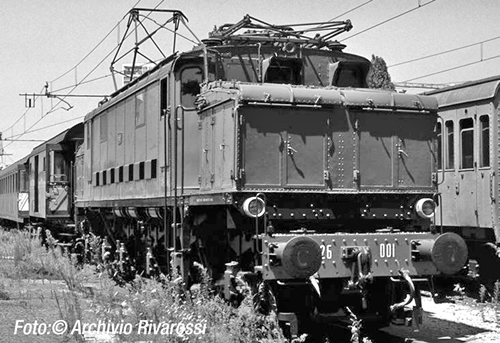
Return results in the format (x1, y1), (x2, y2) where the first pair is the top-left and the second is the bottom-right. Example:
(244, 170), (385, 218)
(328, 0), (374, 21)
(389, 35), (500, 68)
(1, 1), (142, 147)
(5, 0), (165, 149)
(5, 116), (85, 140)
(45, 0), (166, 116)
(403, 53), (500, 82)
(341, 0), (436, 42)
(2, 1), (168, 151)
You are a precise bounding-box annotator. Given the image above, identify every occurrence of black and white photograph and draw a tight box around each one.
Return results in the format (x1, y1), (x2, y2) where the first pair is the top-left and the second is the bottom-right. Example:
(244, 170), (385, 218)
(0, 1), (499, 342)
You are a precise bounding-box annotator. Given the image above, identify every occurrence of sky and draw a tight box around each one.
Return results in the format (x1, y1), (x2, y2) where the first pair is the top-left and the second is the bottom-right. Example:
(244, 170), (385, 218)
(1, 0), (500, 164)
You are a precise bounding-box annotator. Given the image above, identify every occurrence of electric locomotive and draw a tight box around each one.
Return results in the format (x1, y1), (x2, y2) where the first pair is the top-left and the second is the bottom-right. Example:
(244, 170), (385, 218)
(73, 11), (468, 336)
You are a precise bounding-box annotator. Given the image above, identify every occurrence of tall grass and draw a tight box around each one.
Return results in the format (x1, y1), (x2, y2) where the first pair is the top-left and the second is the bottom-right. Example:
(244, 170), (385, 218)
(1, 228), (287, 342)
(0, 229), (95, 291)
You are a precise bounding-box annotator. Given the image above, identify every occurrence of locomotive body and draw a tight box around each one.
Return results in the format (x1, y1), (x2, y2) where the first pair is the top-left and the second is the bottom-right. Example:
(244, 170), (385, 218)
(72, 14), (467, 334)
(0, 11), (469, 337)
(426, 76), (500, 283)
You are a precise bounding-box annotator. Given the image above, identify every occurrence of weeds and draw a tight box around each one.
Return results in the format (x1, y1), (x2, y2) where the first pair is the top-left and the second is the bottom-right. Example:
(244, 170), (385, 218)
(0, 228), (336, 342)
(0, 281), (10, 300)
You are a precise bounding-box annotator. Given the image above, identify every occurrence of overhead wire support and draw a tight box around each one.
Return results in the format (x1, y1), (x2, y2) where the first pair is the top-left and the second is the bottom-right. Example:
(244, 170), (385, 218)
(110, 8), (187, 90)
(19, 82), (108, 111)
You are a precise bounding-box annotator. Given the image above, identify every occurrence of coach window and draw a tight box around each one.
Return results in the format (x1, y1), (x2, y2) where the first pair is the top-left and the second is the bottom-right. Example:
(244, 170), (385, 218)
(49, 150), (66, 183)
(436, 122), (442, 170)
(445, 120), (454, 169)
(180, 67), (202, 107)
(20, 170), (28, 192)
(460, 118), (474, 169)
(480, 115), (490, 167)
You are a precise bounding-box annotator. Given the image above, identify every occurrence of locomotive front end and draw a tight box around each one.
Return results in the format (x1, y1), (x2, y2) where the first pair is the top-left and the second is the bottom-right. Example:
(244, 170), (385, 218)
(212, 82), (469, 331)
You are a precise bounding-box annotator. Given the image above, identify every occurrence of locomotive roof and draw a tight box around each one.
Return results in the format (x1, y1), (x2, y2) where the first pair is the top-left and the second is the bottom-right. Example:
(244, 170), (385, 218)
(203, 81), (438, 112)
(425, 75), (500, 108)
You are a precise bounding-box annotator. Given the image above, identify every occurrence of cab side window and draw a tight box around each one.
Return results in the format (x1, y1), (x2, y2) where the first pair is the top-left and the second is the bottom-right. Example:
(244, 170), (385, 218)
(180, 67), (202, 107)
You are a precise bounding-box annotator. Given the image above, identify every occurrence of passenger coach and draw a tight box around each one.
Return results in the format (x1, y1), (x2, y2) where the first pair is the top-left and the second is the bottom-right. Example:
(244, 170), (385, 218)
(0, 158), (29, 228)
(427, 76), (500, 282)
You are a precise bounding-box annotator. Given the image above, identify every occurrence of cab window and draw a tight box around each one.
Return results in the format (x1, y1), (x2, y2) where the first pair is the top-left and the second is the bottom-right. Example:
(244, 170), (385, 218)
(180, 67), (202, 107)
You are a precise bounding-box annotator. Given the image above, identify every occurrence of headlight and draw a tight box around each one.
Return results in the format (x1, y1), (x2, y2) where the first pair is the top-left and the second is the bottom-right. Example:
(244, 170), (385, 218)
(415, 198), (436, 219)
(242, 196), (266, 218)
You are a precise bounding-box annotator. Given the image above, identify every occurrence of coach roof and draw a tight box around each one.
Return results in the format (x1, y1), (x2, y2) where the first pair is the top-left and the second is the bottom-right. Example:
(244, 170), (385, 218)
(425, 75), (500, 108)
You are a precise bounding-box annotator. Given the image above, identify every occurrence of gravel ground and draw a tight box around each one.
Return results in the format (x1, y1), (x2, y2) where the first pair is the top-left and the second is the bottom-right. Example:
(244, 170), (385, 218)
(381, 294), (500, 343)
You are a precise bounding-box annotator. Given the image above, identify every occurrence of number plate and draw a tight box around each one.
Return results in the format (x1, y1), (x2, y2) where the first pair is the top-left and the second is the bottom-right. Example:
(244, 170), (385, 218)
(379, 242), (396, 258)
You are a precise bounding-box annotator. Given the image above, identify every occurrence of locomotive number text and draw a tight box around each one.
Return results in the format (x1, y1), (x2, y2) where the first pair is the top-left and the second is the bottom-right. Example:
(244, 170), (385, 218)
(379, 243), (396, 258)
(321, 244), (333, 259)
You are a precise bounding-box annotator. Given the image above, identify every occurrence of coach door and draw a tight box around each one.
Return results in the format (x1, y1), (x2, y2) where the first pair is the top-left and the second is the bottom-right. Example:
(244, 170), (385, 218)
(455, 115), (478, 227)
(46, 145), (70, 216)
(475, 114), (493, 229)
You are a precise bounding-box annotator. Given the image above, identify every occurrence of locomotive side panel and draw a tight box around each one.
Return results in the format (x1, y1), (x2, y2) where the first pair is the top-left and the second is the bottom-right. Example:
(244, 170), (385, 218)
(326, 109), (356, 190)
(115, 101), (126, 200)
(174, 66), (203, 194)
(284, 108), (328, 188)
(357, 112), (394, 188)
(395, 114), (436, 188)
(91, 116), (103, 201)
(199, 101), (237, 192)
(242, 107), (283, 188)
(357, 111), (435, 190)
